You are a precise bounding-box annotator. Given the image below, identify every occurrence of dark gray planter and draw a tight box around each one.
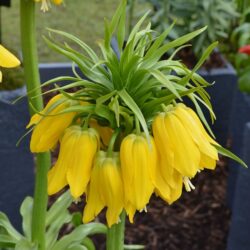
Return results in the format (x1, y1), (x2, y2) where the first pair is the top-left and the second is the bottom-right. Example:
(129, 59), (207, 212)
(198, 62), (237, 146)
(227, 122), (250, 250)
(0, 63), (77, 230)
(0, 87), (34, 230)
(39, 62), (77, 83)
(227, 91), (250, 208)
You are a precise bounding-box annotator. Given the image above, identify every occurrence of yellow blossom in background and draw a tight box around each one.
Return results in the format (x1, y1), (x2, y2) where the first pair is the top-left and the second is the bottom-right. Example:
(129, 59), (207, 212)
(120, 134), (157, 222)
(0, 45), (20, 82)
(34, 0), (63, 12)
(48, 126), (99, 199)
(89, 119), (113, 147)
(27, 94), (78, 152)
(83, 151), (124, 227)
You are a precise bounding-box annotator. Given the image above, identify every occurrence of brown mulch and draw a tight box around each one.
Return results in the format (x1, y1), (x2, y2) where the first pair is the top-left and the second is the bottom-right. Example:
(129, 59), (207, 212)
(176, 48), (225, 70)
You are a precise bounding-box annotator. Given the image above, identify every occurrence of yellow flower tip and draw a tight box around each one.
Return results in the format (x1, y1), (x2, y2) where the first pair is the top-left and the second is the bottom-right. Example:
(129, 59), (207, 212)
(121, 134), (155, 211)
(125, 203), (136, 223)
(0, 45), (20, 68)
(26, 114), (41, 129)
(29, 94), (78, 153)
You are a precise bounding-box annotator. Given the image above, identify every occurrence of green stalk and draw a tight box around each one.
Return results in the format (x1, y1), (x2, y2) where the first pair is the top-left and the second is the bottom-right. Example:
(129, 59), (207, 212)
(106, 210), (126, 250)
(20, 1), (51, 249)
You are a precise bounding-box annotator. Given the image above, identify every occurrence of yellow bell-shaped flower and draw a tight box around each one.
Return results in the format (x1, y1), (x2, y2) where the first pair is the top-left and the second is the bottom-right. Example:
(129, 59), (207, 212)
(153, 104), (218, 179)
(83, 151), (124, 227)
(48, 126), (99, 199)
(27, 94), (78, 153)
(120, 134), (156, 214)
(0, 45), (20, 82)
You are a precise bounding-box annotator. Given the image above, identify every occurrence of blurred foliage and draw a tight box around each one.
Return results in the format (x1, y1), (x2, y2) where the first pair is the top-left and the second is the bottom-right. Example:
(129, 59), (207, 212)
(2, 0), (121, 62)
(224, 1), (250, 93)
(135, 0), (238, 57)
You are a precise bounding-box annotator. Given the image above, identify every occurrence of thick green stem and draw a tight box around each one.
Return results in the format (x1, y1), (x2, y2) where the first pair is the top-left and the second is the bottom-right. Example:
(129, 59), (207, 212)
(106, 210), (126, 250)
(20, 1), (50, 249)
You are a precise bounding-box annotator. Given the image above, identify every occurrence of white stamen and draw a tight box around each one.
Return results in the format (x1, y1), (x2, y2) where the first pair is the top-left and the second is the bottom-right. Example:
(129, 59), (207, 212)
(41, 0), (49, 12)
(183, 177), (195, 192)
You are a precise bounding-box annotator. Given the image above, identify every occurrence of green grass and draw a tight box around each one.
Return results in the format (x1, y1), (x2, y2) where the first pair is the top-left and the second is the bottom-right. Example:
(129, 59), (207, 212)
(2, 0), (120, 62)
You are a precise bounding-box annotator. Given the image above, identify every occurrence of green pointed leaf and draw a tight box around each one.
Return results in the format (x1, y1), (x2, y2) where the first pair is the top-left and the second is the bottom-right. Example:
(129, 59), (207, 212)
(66, 245), (87, 250)
(81, 237), (96, 250)
(215, 145), (247, 168)
(127, 10), (150, 44)
(46, 191), (73, 227)
(118, 89), (149, 139)
(192, 41), (218, 73)
(51, 223), (107, 250)
(20, 197), (33, 240)
(146, 22), (175, 57)
(109, 95), (120, 127)
(15, 239), (37, 250)
(96, 90), (117, 106)
(151, 70), (182, 100)
(124, 244), (145, 249)
(47, 29), (99, 63)
(117, 2), (126, 52)
(95, 104), (116, 128)
(0, 234), (16, 248)
(0, 212), (22, 241)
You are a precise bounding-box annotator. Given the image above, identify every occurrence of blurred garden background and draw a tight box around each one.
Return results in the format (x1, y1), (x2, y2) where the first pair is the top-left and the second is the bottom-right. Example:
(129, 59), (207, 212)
(2, 0), (120, 62)
(1, 1), (250, 250)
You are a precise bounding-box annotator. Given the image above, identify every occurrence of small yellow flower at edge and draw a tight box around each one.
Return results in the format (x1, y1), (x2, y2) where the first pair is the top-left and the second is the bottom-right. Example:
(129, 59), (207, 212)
(0, 45), (20, 82)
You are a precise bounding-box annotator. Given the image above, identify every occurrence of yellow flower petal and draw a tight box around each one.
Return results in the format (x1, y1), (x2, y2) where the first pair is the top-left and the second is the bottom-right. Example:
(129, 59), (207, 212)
(66, 128), (99, 199)
(0, 45), (20, 68)
(164, 112), (200, 177)
(121, 134), (154, 211)
(29, 95), (79, 152)
(83, 151), (124, 227)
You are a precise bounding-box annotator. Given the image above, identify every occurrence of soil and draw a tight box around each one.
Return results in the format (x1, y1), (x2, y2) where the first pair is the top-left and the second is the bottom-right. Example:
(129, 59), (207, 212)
(176, 47), (226, 70)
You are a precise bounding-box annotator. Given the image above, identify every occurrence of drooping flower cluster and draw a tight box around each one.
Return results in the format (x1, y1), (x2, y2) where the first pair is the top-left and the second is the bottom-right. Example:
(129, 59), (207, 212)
(28, 97), (218, 226)
(0, 45), (20, 82)
(34, 0), (63, 12)
(26, 0), (245, 229)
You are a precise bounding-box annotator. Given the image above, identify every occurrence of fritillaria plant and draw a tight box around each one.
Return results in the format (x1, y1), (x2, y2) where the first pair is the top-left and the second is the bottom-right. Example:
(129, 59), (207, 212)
(0, 0), (246, 250)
